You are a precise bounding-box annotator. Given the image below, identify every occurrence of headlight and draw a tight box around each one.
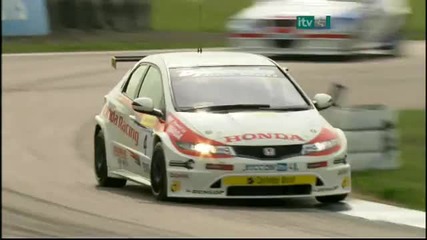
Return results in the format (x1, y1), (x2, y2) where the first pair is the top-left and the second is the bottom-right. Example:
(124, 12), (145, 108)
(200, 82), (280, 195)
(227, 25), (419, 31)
(176, 142), (235, 156)
(302, 139), (339, 155)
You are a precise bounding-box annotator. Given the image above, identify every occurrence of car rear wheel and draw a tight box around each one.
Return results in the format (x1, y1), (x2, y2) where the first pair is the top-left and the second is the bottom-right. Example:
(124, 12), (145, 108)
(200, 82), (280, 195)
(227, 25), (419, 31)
(150, 143), (169, 201)
(94, 129), (127, 188)
(315, 193), (348, 204)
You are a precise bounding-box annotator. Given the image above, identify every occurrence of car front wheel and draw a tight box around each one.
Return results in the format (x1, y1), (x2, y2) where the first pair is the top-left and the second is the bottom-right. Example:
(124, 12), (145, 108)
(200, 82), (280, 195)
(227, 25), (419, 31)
(94, 129), (127, 188)
(150, 142), (169, 201)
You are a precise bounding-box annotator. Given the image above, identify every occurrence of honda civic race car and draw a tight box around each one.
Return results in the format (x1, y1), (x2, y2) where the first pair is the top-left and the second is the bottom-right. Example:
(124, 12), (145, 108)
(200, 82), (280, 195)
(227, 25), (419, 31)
(94, 51), (351, 203)
(226, 0), (411, 56)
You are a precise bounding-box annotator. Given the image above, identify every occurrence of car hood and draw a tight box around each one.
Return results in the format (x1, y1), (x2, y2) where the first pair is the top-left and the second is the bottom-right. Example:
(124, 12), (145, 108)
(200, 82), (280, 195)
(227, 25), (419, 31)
(232, 0), (362, 19)
(174, 109), (333, 146)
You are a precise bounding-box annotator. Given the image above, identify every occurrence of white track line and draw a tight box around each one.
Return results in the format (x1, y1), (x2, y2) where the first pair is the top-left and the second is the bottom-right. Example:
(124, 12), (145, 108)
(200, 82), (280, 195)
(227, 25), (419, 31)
(344, 199), (425, 229)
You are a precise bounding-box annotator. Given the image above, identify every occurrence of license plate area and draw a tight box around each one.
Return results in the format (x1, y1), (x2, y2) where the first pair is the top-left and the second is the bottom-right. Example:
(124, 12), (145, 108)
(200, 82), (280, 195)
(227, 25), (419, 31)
(223, 175), (316, 186)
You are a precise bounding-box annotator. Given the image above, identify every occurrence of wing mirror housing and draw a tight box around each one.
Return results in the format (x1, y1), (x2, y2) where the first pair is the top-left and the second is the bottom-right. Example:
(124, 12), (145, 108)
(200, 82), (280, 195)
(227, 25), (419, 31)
(132, 97), (163, 118)
(313, 93), (333, 110)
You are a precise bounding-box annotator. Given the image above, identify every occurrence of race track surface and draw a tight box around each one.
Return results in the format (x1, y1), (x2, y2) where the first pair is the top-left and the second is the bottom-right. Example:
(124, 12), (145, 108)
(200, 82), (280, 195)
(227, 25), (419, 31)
(2, 42), (425, 237)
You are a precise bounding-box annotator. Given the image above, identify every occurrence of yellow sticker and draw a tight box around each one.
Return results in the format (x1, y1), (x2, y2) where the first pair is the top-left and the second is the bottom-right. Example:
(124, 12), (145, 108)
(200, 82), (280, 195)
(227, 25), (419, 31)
(223, 175), (316, 186)
(171, 180), (181, 192)
(140, 115), (157, 128)
(342, 176), (351, 189)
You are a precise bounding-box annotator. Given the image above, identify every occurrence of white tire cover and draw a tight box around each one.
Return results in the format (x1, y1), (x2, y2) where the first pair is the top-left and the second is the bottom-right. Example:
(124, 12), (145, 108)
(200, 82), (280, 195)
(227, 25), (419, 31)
(348, 150), (400, 171)
(345, 129), (399, 153)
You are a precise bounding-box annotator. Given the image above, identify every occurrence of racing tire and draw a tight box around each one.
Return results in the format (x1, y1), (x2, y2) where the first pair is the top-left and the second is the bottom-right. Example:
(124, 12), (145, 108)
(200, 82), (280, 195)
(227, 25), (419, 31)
(150, 143), (169, 201)
(94, 130), (127, 188)
(315, 194), (348, 204)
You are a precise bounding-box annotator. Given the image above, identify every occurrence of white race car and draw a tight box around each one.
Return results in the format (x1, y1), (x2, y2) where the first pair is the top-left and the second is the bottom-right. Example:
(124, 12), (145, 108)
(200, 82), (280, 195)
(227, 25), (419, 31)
(94, 51), (351, 202)
(226, 0), (411, 56)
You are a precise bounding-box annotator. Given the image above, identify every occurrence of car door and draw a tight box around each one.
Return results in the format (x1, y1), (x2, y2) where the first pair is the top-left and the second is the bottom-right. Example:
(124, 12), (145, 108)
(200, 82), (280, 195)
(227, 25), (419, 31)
(130, 65), (166, 179)
(109, 64), (149, 171)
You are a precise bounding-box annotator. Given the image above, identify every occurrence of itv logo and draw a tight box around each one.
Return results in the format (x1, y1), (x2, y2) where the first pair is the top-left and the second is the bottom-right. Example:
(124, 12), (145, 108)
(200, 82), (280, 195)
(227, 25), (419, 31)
(296, 16), (331, 29)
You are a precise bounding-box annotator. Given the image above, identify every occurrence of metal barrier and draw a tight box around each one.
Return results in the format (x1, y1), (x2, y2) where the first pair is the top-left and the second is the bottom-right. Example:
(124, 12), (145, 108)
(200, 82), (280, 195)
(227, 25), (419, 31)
(320, 84), (400, 171)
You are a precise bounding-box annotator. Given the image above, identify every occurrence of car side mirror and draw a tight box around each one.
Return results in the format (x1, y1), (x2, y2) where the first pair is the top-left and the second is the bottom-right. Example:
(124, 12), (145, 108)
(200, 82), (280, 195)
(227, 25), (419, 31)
(132, 97), (163, 118)
(313, 93), (333, 110)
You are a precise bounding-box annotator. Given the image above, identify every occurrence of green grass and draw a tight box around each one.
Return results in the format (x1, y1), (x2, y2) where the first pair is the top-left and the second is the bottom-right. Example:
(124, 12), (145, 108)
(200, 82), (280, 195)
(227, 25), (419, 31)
(404, 0), (426, 40)
(152, 0), (253, 32)
(352, 110), (426, 211)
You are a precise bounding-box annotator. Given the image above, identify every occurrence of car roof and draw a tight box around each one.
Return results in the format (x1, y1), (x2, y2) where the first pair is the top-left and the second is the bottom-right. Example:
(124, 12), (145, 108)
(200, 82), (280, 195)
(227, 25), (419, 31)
(154, 51), (276, 68)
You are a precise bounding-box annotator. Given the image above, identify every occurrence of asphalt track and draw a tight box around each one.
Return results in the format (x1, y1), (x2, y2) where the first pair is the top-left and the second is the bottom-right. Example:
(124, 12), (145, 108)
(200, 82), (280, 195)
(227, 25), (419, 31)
(2, 41), (425, 237)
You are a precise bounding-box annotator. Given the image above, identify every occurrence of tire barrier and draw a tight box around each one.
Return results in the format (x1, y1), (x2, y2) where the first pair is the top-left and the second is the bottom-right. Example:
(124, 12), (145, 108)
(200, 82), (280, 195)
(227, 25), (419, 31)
(320, 83), (400, 171)
(46, 0), (151, 32)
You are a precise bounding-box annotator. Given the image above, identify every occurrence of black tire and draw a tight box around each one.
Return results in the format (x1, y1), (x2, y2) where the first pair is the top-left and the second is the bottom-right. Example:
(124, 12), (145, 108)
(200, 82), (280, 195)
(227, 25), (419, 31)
(150, 142), (169, 201)
(315, 194), (348, 204)
(94, 129), (127, 188)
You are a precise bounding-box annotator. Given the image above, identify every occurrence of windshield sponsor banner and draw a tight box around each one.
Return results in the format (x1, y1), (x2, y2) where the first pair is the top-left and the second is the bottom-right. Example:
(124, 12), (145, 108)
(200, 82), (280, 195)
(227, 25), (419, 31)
(170, 66), (283, 79)
(173, 67), (281, 78)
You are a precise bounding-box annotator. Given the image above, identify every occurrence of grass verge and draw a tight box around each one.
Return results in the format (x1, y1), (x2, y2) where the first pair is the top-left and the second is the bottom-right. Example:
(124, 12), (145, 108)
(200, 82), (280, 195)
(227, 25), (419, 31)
(351, 110), (426, 211)
(2, 31), (225, 53)
(404, 0), (426, 40)
(152, 0), (253, 32)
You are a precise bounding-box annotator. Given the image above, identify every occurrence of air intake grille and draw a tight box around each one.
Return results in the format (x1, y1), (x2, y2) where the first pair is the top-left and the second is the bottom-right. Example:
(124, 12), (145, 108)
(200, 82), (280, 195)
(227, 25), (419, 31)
(232, 145), (303, 160)
(227, 185), (311, 196)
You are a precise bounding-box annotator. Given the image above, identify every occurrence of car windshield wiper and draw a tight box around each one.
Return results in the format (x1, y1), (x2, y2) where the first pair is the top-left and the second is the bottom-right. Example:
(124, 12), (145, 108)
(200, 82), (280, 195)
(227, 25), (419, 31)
(180, 104), (271, 112)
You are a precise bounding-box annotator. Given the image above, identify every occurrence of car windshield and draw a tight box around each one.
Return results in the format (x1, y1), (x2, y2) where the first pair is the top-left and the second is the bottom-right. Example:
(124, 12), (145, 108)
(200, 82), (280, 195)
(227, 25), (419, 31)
(169, 66), (311, 112)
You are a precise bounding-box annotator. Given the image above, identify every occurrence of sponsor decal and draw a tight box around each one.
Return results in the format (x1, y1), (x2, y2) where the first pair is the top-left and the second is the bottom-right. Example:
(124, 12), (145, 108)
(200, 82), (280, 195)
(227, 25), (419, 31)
(107, 108), (139, 145)
(169, 173), (189, 178)
(113, 145), (127, 159)
(313, 185), (339, 192)
(187, 189), (224, 195)
(142, 162), (150, 173)
(140, 114), (157, 129)
(206, 163), (234, 171)
(169, 159), (195, 170)
(118, 158), (128, 167)
(113, 145), (129, 167)
(337, 168), (349, 176)
(171, 181), (181, 192)
(224, 133), (304, 143)
(223, 175), (316, 186)
(244, 164), (275, 171)
(342, 176), (351, 189)
(296, 16), (331, 30)
(128, 150), (140, 166)
(244, 163), (298, 172)
(166, 117), (187, 140)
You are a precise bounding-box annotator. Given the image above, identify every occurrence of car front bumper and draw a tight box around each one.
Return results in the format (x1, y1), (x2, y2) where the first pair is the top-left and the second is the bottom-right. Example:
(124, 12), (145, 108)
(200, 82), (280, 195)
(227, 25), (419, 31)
(164, 145), (351, 199)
